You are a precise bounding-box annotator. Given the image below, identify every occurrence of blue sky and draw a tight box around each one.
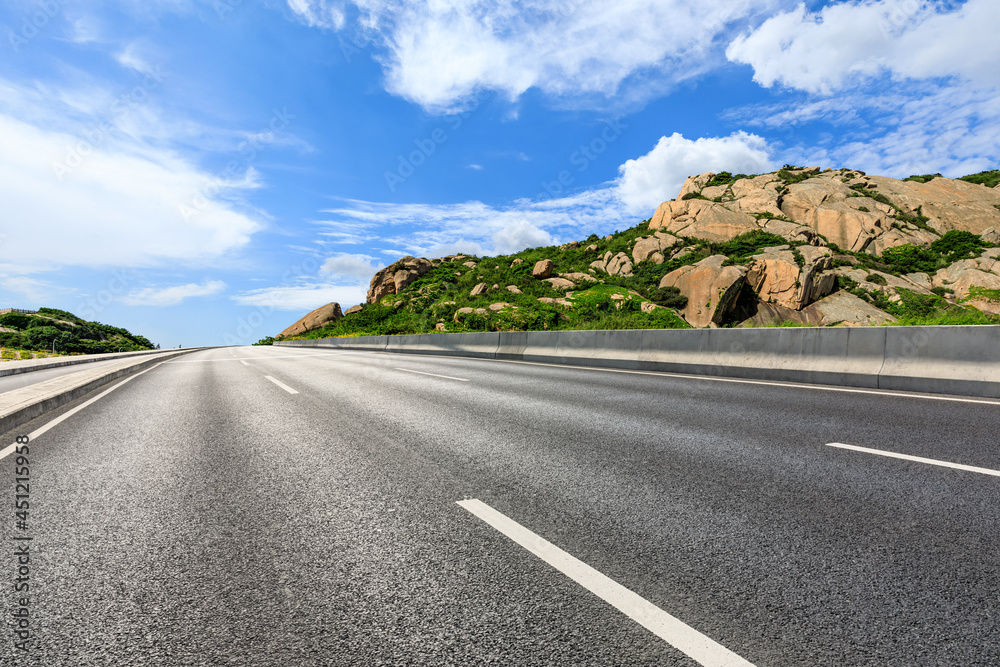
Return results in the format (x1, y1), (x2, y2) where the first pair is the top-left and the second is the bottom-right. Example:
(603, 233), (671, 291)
(1, 0), (997, 347)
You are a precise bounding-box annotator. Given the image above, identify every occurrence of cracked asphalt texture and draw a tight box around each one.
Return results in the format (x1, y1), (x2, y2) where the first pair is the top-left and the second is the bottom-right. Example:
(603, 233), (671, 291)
(2, 345), (999, 666)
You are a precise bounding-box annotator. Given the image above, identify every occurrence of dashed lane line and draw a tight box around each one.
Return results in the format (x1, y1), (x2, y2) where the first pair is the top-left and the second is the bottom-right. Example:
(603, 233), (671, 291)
(827, 442), (1000, 477)
(394, 368), (469, 382)
(264, 376), (299, 394)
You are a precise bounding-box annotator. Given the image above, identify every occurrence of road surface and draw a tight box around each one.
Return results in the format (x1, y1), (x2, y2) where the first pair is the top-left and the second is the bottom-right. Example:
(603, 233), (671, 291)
(2, 345), (999, 665)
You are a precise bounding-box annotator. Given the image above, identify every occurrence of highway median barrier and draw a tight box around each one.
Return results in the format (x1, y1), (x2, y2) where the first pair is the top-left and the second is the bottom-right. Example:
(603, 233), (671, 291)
(0, 348), (206, 435)
(275, 325), (1000, 398)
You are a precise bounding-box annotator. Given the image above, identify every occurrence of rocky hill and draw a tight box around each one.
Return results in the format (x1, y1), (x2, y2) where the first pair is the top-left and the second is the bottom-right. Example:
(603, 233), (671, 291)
(279, 167), (1000, 340)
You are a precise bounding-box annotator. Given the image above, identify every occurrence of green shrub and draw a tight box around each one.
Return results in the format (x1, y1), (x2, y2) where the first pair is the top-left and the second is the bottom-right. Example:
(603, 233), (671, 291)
(865, 273), (888, 285)
(649, 286), (688, 309)
(903, 174), (941, 184)
(880, 244), (939, 274)
(959, 169), (1000, 189)
(930, 230), (985, 262)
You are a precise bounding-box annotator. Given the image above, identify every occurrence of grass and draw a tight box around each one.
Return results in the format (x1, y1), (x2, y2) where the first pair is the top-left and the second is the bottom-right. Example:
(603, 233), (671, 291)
(903, 173), (942, 184)
(959, 169), (1000, 189)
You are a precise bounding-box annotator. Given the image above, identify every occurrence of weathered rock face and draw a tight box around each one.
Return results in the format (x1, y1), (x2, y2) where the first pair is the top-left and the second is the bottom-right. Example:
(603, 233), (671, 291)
(280, 302), (343, 337)
(660, 255), (747, 328)
(533, 259), (554, 279)
(649, 169), (1000, 255)
(632, 232), (679, 264)
(804, 291), (897, 327)
(344, 304), (364, 316)
(368, 256), (434, 304)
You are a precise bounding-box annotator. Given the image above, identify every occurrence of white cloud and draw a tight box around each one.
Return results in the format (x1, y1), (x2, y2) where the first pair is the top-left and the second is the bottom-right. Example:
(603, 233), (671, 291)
(122, 280), (227, 306)
(322, 186), (627, 258)
(727, 0), (1000, 94)
(615, 132), (776, 214)
(290, 0), (777, 111)
(0, 91), (263, 276)
(321, 253), (380, 278)
(234, 283), (368, 311)
(287, 0), (346, 29)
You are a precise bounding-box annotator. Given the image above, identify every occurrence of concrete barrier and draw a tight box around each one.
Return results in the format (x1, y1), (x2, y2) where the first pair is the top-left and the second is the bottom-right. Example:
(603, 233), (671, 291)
(0, 348), (202, 435)
(386, 332), (500, 358)
(0, 348), (182, 378)
(277, 326), (1000, 398)
(880, 326), (1000, 397)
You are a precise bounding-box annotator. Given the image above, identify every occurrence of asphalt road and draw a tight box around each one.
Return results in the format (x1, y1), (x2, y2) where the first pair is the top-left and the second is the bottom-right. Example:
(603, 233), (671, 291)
(2, 345), (999, 666)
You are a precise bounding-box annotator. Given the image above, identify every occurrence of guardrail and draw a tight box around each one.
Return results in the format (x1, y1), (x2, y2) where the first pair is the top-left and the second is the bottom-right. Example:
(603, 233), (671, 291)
(275, 326), (1000, 399)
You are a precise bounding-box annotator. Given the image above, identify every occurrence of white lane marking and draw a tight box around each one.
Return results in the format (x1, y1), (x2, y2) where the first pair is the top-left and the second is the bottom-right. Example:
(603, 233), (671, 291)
(310, 349), (1000, 406)
(240, 360), (250, 366)
(264, 375), (299, 394)
(394, 368), (469, 382)
(166, 352), (346, 363)
(827, 443), (1000, 477)
(0, 363), (165, 461)
(457, 499), (755, 667)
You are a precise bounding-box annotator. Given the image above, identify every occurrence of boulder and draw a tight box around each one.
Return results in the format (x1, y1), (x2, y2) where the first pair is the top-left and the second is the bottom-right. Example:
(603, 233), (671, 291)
(677, 172), (714, 199)
(488, 302), (512, 311)
(606, 252), (633, 277)
(545, 277), (575, 289)
(470, 283), (489, 296)
(344, 304), (364, 316)
(533, 259), (554, 279)
(506, 285), (522, 294)
(453, 307), (488, 322)
(367, 256), (434, 304)
(632, 232), (679, 264)
(801, 291), (896, 326)
(660, 255), (747, 328)
(746, 247), (802, 310)
(559, 272), (598, 283)
(982, 227), (1000, 245)
(463, 261), (477, 269)
(511, 258), (524, 266)
(279, 302), (343, 337)
(537, 297), (573, 308)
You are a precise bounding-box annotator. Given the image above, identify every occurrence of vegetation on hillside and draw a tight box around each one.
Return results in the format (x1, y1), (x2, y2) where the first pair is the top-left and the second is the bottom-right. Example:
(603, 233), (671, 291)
(276, 167), (1000, 340)
(0, 308), (155, 354)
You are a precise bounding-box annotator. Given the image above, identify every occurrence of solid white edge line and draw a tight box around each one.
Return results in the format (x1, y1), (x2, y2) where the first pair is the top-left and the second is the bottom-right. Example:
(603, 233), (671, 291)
(826, 443), (1000, 477)
(457, 499), (754, 667)
(0, 362), (166, 461)
(394, 368), (469, 382)
(294, 349), (1000, 406)
(264, 375), (299, 394)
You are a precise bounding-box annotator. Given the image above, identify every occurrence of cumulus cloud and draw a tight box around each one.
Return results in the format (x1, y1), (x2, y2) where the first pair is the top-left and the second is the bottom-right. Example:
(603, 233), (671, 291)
(321, 253), (380, 278)
(122, 280), (227, 306)
(0, 88), (263, 276)
(233, 283), (368, 311)
(615, 131), (776, 214)
(289, 0), (775, 111)
(321, 187), (627, 258)
(727, 0), (1000, 94)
